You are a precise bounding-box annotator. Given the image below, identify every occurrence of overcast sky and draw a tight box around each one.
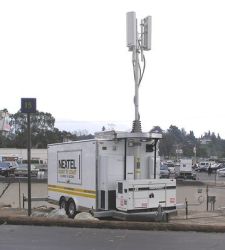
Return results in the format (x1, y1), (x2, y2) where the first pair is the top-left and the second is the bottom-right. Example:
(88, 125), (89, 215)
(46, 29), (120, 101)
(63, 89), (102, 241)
(1, 0), (225, 137)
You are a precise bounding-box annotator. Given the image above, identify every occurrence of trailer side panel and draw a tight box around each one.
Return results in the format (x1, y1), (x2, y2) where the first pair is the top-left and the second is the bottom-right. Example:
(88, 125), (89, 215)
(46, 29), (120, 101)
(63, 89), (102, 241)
(48, 140), (97, 211)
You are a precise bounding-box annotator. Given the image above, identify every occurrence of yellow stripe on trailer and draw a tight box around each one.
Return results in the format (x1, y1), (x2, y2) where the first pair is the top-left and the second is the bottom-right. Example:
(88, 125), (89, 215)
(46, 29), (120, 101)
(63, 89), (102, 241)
(48, 185), (96, 199)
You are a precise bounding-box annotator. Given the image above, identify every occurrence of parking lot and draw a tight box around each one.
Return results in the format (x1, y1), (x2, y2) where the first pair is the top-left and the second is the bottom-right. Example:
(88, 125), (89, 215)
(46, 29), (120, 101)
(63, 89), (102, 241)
(195, 171), (225, 183)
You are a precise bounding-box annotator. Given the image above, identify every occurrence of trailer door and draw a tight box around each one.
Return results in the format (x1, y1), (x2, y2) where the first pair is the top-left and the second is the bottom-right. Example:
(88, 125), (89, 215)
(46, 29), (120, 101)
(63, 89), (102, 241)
(99, 155), (124, 210)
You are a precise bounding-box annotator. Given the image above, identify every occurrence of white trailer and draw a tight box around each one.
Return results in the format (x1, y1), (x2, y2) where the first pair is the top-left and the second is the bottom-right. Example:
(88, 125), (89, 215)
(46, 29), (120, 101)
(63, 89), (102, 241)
(175, 158), (196, 180)
(48, 131), (176, 218)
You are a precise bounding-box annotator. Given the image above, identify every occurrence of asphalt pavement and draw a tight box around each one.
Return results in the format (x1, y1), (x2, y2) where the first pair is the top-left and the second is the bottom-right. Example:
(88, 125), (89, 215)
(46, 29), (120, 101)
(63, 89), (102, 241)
(1, 225), (225, 250)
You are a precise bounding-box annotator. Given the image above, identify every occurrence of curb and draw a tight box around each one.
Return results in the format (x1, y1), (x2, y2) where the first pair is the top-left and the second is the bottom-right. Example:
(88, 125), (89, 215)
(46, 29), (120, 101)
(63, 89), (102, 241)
(1, 216), (225, 233)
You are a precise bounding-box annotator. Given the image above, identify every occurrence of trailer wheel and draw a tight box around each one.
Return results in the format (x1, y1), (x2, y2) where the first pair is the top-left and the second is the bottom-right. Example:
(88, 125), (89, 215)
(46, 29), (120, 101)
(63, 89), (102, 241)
(59, 197), (67, 211)
(66, 199), (76, 218)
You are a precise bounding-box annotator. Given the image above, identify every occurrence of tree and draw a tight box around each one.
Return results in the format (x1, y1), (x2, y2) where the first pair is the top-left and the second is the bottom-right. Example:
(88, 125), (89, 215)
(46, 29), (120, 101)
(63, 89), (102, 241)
(3, 110), (225, 157)
(7, 110), (95, 148)
(150, 126), (163, 134)
(8, 110), (56, 148)
(159, 132), (174, 158)
(167, 125), (185, 145)
(10, 110), (55, 135)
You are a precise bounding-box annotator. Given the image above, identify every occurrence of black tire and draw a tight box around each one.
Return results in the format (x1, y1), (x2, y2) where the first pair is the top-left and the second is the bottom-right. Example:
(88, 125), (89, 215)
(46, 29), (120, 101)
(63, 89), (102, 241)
(59, 197), (67, 211)
(66, 199), (76, 218)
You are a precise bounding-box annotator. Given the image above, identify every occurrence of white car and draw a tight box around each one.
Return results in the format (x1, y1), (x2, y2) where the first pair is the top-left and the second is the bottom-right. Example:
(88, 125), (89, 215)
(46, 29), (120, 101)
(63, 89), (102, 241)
(14, 164), (39, 177)
(217, 168), (225, 177)
(168, 165), (175, 174)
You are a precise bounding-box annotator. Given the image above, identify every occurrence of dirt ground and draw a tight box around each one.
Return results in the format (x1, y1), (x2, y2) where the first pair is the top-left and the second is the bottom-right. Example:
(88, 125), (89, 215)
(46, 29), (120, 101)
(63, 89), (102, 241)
(0, 181), (48, 209)
(1, 180), (225, 226)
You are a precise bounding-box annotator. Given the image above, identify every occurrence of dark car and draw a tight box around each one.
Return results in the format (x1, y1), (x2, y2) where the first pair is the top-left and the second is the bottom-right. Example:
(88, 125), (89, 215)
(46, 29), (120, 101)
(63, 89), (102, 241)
(0, 162), (17, 177)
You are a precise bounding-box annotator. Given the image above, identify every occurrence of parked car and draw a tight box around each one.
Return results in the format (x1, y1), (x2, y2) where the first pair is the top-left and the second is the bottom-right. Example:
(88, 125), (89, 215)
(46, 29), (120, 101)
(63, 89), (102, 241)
(212, 163), (225, 171)
(0, 162), (17, 177)
(160, 164), (170, 178)
(14, 164), (39, 177)
(166, 162), (175, 174)
(195, 162), (210, 172)
(216, 167), (225, 177)
(196, 162), (224, 173)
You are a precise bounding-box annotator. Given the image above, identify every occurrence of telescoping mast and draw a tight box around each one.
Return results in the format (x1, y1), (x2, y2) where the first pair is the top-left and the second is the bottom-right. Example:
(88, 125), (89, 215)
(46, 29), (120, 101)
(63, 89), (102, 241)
(126, 11), (151, 133)
(125, 12), (160, 179)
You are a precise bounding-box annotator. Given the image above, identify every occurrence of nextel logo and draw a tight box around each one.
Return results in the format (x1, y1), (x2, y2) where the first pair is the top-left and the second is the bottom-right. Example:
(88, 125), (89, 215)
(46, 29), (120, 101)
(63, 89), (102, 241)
(58, 159), (76, 169)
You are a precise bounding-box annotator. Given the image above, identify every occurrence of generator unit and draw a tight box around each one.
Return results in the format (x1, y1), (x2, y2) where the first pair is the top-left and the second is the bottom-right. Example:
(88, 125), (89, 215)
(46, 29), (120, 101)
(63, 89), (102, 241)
(116, 179), (176, 212)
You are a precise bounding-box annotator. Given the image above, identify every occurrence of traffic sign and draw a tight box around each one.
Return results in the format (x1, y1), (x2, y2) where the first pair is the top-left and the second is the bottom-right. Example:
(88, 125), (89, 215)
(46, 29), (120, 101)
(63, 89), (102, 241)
(21, 98), (36, 113)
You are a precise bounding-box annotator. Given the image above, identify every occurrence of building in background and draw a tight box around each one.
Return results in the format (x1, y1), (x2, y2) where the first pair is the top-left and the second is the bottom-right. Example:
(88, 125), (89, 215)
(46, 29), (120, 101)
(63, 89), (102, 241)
(0, 110), (11, 136)
(0, 148), (47, 164)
